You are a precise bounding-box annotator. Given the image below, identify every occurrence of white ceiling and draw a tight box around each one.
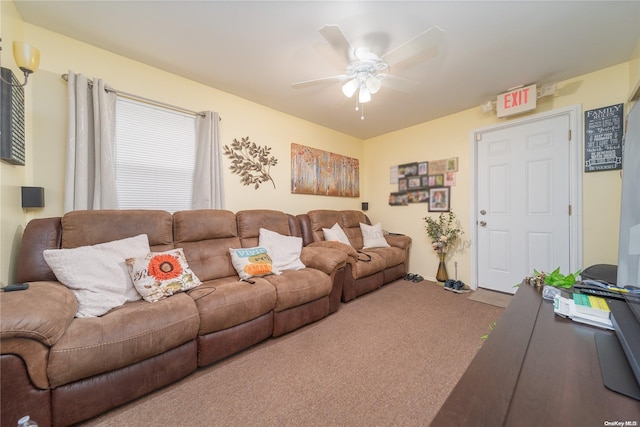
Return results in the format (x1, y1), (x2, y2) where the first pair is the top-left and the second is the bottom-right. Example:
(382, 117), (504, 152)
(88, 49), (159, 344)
(14, 1), (640, 139)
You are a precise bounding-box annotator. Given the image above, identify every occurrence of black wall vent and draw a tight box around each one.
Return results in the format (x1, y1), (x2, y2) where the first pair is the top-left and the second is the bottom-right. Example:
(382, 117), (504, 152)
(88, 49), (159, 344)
(0, 67), (26, 165)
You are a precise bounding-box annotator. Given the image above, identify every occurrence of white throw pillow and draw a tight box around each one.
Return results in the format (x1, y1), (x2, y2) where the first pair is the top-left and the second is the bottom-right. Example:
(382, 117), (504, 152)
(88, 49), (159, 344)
(43, 234), (150, 318)
(360, 222), (390, 249)
(259, 228), (306, 271)
(322, 223), (351, 246)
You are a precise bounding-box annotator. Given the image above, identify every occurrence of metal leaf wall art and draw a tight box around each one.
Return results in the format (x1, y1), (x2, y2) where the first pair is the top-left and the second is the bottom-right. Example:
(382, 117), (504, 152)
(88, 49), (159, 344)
(223, 136), (278, 189)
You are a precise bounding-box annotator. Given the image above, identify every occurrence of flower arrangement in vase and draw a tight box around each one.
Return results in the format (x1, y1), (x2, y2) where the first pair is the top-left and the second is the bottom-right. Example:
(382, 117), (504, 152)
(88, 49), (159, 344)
(423, 211), (463, 281)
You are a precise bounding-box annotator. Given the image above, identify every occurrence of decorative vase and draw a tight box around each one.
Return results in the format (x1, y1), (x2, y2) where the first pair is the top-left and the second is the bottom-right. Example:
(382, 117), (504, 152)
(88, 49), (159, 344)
(436, 252), (448, 282)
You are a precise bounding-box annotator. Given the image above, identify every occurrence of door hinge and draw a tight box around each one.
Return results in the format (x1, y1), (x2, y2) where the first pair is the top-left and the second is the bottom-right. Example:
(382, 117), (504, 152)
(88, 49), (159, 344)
(568, 205), (572, 215)
(476, 133), (482, 142)
(568, 129), (572, 141)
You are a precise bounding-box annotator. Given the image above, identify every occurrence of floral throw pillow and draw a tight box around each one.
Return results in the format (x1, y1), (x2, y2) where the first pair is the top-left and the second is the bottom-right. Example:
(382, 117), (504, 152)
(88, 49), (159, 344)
(229, 246), (280, 281)
(126, 248), (202, 303)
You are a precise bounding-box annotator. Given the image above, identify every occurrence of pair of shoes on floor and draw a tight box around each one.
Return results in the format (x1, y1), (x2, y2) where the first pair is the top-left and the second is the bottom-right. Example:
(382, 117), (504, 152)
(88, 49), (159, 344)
(444, 279), (467, 291)
(404, 273), (424, 283)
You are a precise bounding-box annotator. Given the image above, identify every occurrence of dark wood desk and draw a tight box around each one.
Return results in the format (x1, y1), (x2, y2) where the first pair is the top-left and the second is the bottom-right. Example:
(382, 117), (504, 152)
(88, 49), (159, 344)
(432, 283), (640, 426)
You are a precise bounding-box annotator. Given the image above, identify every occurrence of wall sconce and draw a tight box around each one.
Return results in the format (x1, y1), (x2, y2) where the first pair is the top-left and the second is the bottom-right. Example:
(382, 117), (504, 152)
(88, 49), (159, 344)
(21, 187), (45, 208)
(0, 38), (40, 87)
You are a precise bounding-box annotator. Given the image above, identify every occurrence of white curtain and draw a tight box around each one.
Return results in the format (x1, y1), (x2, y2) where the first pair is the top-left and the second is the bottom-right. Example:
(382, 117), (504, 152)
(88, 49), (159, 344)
(64, 71), (118, 212)
(192, 111), (225, 209)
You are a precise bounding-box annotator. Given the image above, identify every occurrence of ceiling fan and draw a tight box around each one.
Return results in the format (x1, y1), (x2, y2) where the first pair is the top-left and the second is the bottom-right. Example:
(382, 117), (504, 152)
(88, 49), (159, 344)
(292, 25), (444, 119)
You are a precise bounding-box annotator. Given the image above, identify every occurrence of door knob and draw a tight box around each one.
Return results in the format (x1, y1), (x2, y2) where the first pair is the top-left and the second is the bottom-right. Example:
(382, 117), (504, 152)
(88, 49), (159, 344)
(480, 210), (486, 215)
(479, 221), (487, 227)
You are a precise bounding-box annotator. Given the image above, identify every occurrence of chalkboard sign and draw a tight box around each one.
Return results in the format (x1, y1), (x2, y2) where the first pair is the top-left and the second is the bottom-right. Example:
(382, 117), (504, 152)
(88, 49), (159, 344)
(584, 103), (623, 172)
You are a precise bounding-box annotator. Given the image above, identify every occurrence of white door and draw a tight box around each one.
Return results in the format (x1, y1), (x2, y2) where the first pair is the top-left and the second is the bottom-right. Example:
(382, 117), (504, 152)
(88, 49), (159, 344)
(476, 114), (571, 294)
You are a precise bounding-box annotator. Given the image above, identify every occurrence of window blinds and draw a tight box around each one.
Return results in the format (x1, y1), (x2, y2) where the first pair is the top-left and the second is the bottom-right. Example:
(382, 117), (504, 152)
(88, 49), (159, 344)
(115, 97), (196, 212)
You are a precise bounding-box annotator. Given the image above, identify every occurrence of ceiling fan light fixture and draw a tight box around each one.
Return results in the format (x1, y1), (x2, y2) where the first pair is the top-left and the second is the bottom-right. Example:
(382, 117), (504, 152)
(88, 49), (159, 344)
(359, 86), (371, 103)
(366, 76), (382, 94)
(342, 78), (358, 98)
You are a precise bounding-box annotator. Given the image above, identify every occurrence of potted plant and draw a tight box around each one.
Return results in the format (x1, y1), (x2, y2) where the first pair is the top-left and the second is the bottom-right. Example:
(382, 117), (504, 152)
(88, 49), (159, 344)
(423, 211), (463, 281)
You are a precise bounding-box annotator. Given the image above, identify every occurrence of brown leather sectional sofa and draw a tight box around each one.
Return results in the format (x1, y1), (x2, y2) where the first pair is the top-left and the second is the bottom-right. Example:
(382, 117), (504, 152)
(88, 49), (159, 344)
(0, 209), (411, 426)
(299, 210), (412, 301)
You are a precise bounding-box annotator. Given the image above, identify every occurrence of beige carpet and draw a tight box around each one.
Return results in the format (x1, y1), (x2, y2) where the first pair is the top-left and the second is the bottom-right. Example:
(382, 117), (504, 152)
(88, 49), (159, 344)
(467, 287), (514, 308)
(79, 280), (504, 427)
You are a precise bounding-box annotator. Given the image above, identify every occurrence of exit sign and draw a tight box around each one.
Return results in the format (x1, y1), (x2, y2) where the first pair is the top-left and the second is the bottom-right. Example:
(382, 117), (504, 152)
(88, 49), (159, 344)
(496, 84), (536, 118)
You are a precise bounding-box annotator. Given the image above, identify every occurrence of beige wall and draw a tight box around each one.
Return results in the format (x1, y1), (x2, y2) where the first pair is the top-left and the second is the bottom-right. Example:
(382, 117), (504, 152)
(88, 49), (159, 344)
(1, 5), (638, 289)
(630, 37), (640, 102)
(0, 21), (363, 285)
(365, 63), (631, 285)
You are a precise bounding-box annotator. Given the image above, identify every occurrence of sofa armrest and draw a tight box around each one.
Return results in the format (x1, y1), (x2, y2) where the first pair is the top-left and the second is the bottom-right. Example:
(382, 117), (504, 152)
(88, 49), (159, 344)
(1, 282), (77, 348)
(385, 234), (412, 250)
(300, 246), (347, 275)
(307, 241), (359, 259)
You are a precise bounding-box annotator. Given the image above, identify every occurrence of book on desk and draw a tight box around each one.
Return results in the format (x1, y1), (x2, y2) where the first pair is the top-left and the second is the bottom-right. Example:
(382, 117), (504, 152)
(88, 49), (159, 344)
(553, 294), (613, 330)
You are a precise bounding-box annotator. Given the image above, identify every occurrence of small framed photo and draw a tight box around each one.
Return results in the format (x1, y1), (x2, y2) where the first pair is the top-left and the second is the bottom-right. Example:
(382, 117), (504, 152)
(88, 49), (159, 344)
(446, 157), (459, 172)
(389, 192), (408, 206)
(407, 190), (429, 203)
(444, 172), (457, 186)
(421, 176), (430, 188)
(418, 162), (428, 175)
(398, 178), (408, 191)
(407, 176), (422, 189)
(398, 162), (418, 178)
(434, 174), (444, 186)
(428, 187), (450, 212)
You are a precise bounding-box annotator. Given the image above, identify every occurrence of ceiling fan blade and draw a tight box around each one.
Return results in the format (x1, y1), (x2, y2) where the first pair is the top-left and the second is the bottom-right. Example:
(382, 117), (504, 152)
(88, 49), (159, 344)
(292, 75), (348, 89)
(382, 75), (420, 93)
(319, 25), (355, 62)
(382, 26), (444, 66)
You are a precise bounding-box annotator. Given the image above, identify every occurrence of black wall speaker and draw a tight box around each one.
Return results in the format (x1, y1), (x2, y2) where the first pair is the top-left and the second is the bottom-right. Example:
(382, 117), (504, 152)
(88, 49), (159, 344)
(21, 186), (44, 208)
(361, 202), (369, 211)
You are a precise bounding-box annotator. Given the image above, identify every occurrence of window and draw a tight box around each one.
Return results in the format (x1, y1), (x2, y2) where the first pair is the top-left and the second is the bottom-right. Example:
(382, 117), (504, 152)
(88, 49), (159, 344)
(115, 98), (196, 212)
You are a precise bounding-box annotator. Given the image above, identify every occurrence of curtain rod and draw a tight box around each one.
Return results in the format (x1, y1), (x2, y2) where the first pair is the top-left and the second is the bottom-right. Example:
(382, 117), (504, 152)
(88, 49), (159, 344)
(61, 73), (218, 119)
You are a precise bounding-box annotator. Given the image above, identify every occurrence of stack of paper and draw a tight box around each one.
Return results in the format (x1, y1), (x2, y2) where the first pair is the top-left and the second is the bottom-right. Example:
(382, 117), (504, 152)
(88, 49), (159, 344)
(572, 293), (610, 319)
(553, 295), (613, 330)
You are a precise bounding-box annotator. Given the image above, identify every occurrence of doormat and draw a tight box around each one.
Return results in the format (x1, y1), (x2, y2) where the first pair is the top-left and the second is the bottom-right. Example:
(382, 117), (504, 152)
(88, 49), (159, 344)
(467, 288), (513, 309)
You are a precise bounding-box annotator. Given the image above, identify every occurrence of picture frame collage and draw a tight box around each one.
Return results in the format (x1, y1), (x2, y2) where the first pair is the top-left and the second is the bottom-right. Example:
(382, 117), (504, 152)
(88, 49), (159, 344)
(389, 157), (458, 212)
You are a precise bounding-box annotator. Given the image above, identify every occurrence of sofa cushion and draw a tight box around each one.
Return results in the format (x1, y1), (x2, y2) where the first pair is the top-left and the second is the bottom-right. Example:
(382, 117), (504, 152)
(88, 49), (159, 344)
(364, 246), (406, 268)
(259, 228), (305, 271)
(60, 210), (174, 252)
(173, 210), (241, 282)
(360, 222), (390, 249)
(229, 247), (280, 280)
(47, 293), (199, 388)
(187, 277), (276, 334)
(349, 252), (388, 279)
(264, 269), (332, 312)
(236, 209), (294, 248)
(43, 234), (150, 318)
(126, 248), (202, 302)
(307, 210), (345, 243)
